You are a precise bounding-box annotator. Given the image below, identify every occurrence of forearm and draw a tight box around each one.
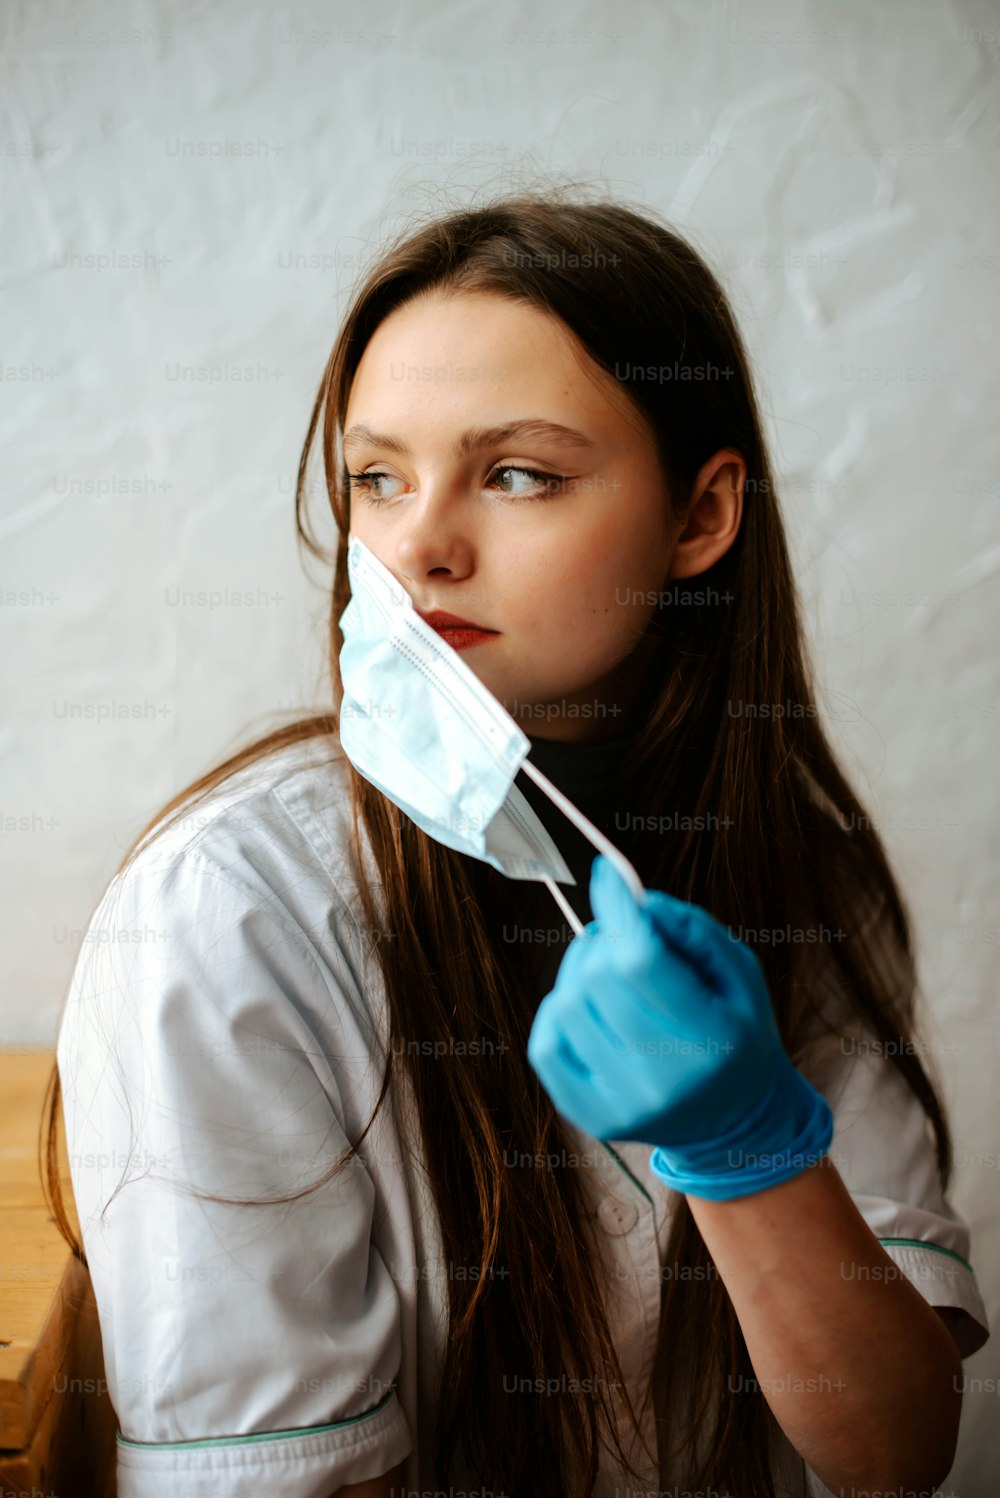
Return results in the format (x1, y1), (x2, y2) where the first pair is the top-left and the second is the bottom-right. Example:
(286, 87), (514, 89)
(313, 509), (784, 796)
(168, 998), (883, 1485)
(686, 1155), (963, 1494)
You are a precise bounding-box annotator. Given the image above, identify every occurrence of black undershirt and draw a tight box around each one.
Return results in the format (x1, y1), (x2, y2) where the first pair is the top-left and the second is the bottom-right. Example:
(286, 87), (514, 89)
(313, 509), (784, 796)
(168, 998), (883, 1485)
(500, 725), (643, 995)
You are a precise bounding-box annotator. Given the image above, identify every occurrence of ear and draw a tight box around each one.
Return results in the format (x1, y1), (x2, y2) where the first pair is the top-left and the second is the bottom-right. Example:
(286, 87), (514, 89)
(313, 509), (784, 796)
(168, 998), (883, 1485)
(667, 447), (746, 581)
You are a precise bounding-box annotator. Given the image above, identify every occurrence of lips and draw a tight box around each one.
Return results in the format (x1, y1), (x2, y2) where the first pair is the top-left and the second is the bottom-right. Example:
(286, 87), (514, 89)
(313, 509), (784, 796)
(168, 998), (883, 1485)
(418, 609), (497, 634)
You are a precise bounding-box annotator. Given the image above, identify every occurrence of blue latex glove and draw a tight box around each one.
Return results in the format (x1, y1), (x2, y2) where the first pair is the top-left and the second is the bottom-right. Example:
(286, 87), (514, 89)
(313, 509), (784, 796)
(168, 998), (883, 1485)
(526, 854), (833, 1201)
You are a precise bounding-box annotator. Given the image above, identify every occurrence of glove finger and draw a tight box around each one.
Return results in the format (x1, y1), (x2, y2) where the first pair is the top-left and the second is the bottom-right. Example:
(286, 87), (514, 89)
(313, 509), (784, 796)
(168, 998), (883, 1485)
(592, 920), (721, 1029)
(535, 930), (633, 1069)
(589, 976), (731, 1056)
(527, 986), (625, 1132)
(551, 978), (723, 1141)
(641, 888), (749, 997)
(530, 920), (601, 1018)
(527, 986), (586, 1077)
(552, 931), (699, 1052)
(589, 855), (720, 1004)
(561, 991), (629, 1071)
(561, 994), (678, 1122)
(589, 853), (646, 941)
(590, 847), (742, 992)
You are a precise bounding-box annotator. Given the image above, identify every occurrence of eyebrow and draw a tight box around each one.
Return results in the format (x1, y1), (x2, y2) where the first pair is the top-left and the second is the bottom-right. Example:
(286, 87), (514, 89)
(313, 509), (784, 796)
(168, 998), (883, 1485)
(341, 419), (599, 459)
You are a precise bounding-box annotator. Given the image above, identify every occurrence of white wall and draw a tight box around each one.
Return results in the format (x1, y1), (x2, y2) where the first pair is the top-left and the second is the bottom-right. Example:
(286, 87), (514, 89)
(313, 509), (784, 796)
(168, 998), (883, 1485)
(5, 0), (998, 1484)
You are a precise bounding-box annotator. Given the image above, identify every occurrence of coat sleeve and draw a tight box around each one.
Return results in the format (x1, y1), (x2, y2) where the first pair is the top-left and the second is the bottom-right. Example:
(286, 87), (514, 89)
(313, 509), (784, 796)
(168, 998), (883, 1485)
(56, 840), (412, 1498)
(795, 902), (990, 1363)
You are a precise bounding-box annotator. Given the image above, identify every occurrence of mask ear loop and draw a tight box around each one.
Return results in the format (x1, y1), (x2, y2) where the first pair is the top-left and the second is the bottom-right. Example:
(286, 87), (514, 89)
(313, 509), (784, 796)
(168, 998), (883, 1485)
(519, 758), (646, 936)
(542, 876), (587, 937)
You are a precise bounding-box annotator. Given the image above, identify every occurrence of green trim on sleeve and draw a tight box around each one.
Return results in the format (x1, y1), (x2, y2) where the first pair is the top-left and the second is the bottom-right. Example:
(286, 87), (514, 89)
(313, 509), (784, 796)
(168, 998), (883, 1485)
(877, 1237), (973, 1272)
(116, 1386), (396, 1450)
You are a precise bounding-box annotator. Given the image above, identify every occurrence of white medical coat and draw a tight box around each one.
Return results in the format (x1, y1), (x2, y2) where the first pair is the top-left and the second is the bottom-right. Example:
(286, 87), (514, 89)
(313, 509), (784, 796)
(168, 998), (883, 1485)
(55, 738), (990, 1497)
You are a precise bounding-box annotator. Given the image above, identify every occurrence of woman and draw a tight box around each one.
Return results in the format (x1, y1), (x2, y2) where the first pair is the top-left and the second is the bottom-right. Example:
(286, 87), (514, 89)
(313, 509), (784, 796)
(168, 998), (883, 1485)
(48, 190), (989, 1498)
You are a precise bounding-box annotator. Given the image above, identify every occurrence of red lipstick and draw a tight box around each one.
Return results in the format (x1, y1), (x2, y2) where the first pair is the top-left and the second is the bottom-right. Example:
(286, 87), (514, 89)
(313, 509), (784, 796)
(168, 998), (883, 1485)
(417, 609), (499, 652)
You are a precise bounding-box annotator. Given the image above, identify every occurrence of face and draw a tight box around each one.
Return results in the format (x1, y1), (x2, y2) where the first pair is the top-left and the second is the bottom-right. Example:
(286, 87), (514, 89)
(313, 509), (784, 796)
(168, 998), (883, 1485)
(342, 289), (679, 743)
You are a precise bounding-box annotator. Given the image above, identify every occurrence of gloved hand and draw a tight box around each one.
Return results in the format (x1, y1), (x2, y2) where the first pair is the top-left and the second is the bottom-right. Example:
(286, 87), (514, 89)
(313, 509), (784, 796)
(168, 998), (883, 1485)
(526, 854), (833, 1201)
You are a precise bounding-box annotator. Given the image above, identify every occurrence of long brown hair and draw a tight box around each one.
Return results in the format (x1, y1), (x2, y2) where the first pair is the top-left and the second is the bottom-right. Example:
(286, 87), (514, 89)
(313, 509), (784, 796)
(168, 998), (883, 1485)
(43, 186), (953, 1494)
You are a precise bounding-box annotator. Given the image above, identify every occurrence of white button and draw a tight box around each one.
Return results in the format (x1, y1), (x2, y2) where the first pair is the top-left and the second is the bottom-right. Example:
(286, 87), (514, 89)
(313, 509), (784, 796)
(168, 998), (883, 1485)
(596, 1194), (639, 1236)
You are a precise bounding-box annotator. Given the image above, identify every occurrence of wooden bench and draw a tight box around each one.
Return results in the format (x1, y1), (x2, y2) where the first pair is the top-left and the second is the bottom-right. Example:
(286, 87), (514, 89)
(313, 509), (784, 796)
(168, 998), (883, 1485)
(0, 1050), (117, 1498)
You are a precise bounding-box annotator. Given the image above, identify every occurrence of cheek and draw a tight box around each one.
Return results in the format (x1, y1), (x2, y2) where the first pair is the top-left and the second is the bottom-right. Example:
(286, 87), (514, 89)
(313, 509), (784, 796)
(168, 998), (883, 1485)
(345, 508), (374, 550)
(518, 520), (661, 628)
(487, 495), (670, 671)
(502, 546), (598, 638)
(506, 547), (653, 675)
(581, 549), (666, 676)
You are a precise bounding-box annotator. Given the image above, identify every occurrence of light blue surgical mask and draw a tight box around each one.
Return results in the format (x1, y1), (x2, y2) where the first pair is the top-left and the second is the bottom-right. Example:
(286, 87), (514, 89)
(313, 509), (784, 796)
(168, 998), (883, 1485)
(337, 533), (645, 933)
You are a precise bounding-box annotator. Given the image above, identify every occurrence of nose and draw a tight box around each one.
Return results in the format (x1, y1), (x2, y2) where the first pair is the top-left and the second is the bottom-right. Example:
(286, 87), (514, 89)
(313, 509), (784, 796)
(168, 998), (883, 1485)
(394, 492), (476, 586)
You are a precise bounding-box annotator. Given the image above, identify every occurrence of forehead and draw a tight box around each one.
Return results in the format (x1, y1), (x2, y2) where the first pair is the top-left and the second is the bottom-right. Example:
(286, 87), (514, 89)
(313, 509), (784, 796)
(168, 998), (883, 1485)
(343, 289), (641, 439)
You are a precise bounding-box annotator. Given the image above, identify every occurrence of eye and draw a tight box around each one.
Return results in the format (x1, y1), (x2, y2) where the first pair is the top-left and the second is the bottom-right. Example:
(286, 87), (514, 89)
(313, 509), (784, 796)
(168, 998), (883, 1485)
(346, 471), (402, 508)
(345, 464), (566, 508)
(486, 465), (566, 501)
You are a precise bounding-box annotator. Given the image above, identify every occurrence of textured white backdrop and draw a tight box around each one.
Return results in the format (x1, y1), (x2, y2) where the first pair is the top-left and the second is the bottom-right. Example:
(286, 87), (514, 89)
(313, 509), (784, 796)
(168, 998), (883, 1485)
(4, 0), (998, 1486)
